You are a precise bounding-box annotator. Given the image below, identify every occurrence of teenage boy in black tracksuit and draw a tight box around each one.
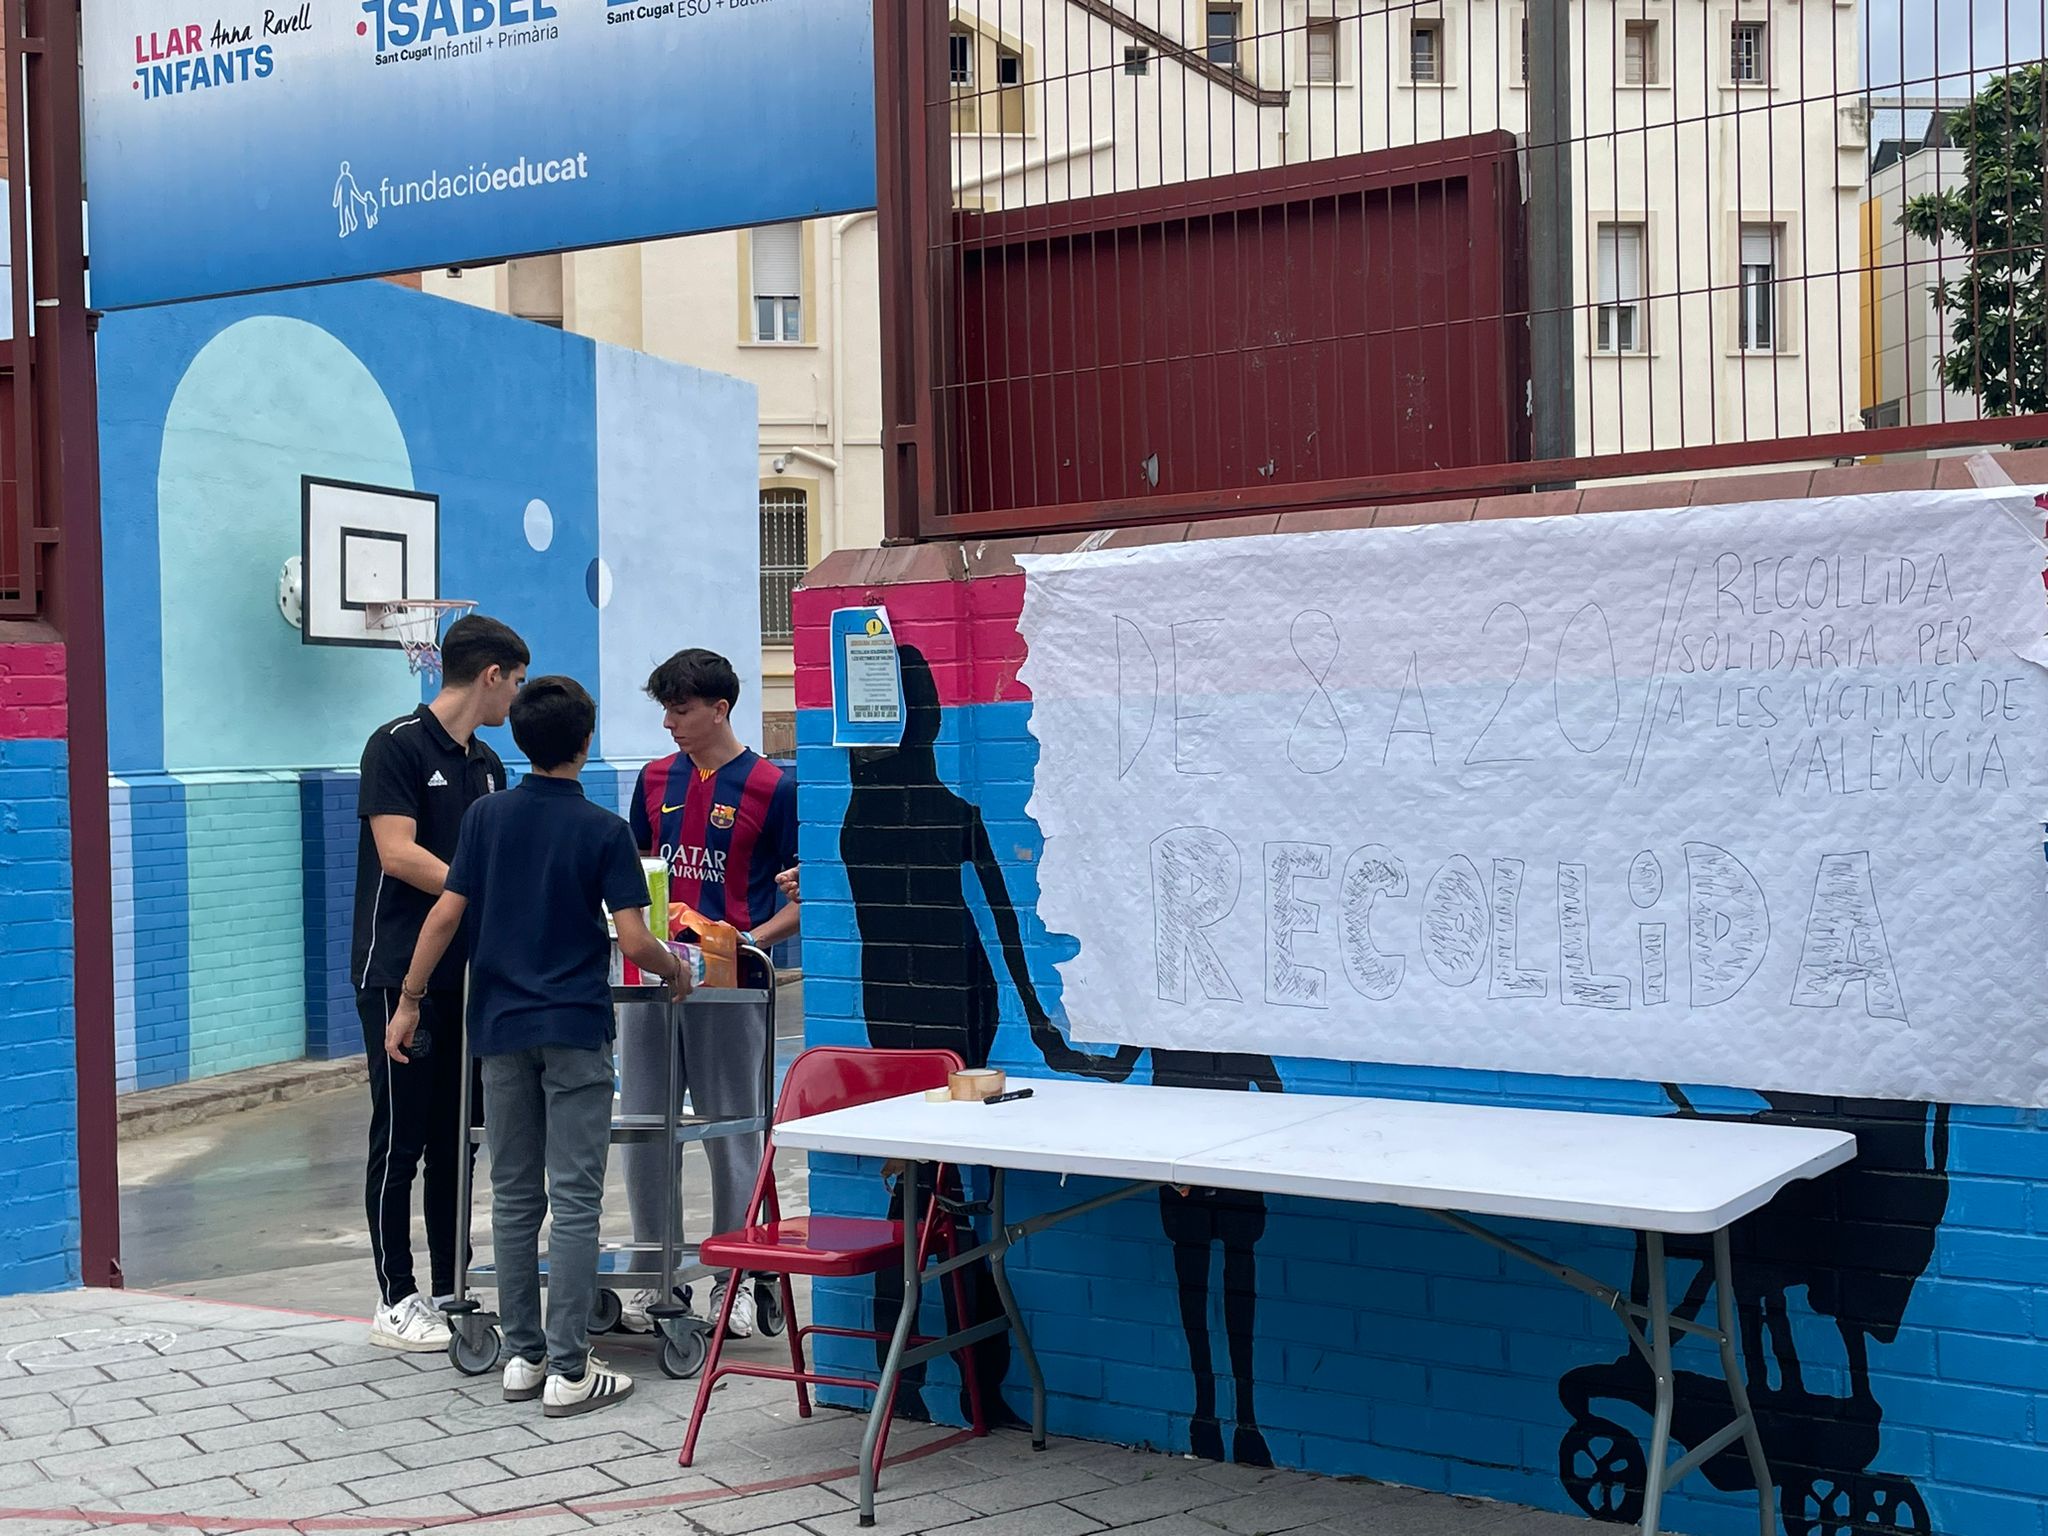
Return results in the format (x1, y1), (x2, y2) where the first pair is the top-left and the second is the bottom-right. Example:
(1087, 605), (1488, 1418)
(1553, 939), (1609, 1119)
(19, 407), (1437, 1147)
(351, 615), (528, 1352)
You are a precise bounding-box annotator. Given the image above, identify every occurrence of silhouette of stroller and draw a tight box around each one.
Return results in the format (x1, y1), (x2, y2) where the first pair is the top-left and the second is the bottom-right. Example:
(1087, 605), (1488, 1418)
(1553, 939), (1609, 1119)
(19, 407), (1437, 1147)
(1558, 1089), (1948, 1536)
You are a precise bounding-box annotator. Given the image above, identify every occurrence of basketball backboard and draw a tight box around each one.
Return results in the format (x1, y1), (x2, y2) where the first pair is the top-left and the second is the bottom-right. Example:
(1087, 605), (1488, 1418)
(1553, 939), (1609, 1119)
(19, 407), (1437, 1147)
(299, 476), (440, 649)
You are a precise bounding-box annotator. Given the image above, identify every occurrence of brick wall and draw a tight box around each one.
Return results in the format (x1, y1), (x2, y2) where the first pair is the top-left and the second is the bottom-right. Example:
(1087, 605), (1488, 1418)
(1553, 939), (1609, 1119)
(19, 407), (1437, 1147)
(793, 460), (2048, 1536)
(0, 642), (77, 1290)
(109, 772), (305, 1087)
(301, 772), (360, 1061)
(184, 777), (305, 1079)
(111, 775), (189, 1090)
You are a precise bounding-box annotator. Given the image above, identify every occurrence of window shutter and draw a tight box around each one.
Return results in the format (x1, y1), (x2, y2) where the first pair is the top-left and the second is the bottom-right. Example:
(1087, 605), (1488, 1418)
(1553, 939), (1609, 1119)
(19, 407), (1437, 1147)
(1615, 226), (1643, 302)
(1308, 24), (1336, 82)
(753, 224), (802, 300)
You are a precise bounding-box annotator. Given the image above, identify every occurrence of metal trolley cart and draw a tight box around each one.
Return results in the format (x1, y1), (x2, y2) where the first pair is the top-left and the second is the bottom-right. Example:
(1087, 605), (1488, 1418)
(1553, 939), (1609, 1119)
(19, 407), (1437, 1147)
(443, 945), (783, 1382)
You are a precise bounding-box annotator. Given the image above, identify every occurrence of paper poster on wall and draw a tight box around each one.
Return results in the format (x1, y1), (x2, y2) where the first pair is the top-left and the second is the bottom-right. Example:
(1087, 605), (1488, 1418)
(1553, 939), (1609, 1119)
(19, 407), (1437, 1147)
(1017, 488), (2048, 1107)
(832, 606), (905, 747)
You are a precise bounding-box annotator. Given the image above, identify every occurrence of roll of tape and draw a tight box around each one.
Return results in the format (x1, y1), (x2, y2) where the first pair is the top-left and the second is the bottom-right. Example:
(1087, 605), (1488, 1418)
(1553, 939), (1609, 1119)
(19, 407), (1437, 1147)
(948, 1068), (1007, 1101)
(923, 1087), (952, 1103)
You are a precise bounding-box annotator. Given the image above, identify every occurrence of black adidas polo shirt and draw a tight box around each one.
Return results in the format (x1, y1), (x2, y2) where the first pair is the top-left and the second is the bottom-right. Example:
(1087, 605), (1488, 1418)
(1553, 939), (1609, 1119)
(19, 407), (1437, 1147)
(351, 705), (507, 992)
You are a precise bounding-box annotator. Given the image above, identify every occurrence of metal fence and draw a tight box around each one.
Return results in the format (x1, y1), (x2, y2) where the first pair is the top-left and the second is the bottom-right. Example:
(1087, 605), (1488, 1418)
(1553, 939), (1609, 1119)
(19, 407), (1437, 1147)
(0, 52), (30, 616)
(876, 0), (2048, 540)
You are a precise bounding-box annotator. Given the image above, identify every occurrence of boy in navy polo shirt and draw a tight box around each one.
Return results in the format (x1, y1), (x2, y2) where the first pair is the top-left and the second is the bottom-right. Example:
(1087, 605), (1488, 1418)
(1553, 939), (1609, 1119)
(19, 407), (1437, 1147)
(388, 676), (687, 1418)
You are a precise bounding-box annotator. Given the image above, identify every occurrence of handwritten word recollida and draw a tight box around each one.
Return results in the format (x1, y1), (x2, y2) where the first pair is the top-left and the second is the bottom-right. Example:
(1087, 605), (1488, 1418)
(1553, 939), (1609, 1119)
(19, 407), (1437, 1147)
(1152, 832), (1905, 1023)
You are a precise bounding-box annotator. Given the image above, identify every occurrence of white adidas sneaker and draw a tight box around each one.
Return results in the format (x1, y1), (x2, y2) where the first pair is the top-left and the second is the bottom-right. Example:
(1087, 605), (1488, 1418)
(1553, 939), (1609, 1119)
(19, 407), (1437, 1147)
(543, 1356), (634, 1418)
(616, 1289), (660, 1334)
(502, 1354), (546, 1403)
(368, 1294), (450, 1353)
(711, 1279), (756, 1340)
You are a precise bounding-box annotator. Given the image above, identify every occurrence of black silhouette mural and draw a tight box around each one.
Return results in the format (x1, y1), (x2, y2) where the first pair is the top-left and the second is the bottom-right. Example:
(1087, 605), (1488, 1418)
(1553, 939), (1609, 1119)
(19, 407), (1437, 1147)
(842, 644), (1137, 1427)
(841, 644), (1275, 1462)
(1151, 1050), (1282, 1467)
(1557, 1088), (1950, 1535)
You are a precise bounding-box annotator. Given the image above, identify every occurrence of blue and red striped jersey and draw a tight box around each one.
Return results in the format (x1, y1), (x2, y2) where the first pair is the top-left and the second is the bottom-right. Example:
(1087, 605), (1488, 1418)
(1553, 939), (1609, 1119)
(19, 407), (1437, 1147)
(629, 749), (797, 933)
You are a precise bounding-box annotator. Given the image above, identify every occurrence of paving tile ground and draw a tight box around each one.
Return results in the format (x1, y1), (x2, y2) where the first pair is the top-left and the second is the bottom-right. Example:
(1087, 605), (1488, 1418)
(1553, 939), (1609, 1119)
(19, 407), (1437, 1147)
(0, 1289), (1671, 1535)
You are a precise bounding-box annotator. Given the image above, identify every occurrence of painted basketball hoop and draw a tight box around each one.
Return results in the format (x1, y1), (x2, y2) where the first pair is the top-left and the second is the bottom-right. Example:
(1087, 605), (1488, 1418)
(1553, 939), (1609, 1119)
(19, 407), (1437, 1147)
(364, 598), (477, 677)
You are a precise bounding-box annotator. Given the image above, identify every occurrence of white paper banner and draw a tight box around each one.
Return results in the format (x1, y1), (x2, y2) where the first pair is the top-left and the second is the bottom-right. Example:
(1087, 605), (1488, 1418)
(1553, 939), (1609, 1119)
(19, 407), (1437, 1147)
(1017, 490), (2048, 1106)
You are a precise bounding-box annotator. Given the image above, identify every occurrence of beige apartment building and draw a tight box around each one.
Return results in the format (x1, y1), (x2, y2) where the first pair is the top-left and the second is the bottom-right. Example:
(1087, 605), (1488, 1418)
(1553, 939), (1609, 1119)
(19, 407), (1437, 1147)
(1859, 114), (1981, 435)
(425, 1), (1864, 749)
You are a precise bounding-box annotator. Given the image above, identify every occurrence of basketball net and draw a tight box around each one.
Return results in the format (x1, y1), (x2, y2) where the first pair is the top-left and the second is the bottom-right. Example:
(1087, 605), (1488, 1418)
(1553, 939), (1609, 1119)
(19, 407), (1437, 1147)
(364, 599), (478, 678)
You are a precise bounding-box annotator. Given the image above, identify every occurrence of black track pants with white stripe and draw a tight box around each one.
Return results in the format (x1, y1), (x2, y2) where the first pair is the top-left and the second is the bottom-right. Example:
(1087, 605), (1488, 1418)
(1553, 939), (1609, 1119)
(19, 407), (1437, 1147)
(359, 987), (473, 1308)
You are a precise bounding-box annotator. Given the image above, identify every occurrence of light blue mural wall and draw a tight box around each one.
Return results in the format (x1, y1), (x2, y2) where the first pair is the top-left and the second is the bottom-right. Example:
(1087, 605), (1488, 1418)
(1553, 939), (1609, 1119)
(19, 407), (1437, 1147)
(98, 279), (757, 1087)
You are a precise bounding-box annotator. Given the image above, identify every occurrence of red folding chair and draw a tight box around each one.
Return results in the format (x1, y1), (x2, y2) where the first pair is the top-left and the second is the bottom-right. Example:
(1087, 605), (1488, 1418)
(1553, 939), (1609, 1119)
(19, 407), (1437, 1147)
(678, 1046), (991, 1482)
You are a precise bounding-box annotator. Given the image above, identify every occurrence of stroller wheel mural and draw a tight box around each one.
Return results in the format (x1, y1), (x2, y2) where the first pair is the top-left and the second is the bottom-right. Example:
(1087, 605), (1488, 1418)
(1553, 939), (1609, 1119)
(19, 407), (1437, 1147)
(1798, 1475), (1857, 1536)
(1855, 1474), (1929, 1534)
(1560, 1415), (1646, 1524)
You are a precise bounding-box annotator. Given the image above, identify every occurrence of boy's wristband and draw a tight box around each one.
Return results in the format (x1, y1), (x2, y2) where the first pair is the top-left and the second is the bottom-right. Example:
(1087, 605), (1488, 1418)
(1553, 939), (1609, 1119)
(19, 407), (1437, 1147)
(400, 979), (426, 1001)
(741, 930), (756, 949)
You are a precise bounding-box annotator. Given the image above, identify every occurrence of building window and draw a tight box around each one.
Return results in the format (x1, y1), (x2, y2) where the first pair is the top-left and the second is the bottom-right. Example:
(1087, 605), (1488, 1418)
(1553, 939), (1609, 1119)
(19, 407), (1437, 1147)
(751, 223), (803, 344)
(1624, 20), (1658, 85)
(1306, 19), (1338, 83)
(1207, 4), (1241, 69)
(1596, 224), (1647, 353)
(759, 488), (808, 644)
(1738, 224), (1778, 351)
(1125, 45), (1151, 74)
(507, 254), (563, 329)
(949, 29), (973, 85)
(1730, 20), (1767, 84)
(1410, 20), (1443, 83)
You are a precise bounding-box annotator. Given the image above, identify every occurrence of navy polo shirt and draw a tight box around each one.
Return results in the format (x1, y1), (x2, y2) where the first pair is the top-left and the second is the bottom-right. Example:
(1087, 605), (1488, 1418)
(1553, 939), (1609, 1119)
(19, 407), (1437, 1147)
(444, 773), (651, 1055)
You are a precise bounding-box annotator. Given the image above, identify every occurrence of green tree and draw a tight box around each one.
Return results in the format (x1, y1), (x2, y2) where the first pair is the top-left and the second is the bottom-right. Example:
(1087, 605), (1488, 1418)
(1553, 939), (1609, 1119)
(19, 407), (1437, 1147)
(1902, 65), (2048, 418)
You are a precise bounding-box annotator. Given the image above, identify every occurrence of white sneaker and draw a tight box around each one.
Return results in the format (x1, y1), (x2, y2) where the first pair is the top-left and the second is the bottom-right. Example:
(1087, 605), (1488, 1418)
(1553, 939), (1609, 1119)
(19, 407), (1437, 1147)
(368, 1294), (451, 1353)
(502, 1355), (546, 1402)
(542, 1356), (634, 1418)
(617, 1289), (660, 1334)
(712, 1280), (756, 1340)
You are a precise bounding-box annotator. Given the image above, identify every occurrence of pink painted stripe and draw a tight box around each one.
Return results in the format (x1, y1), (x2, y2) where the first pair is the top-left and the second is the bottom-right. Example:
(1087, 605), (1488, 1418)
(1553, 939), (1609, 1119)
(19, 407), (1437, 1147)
(0, 643), (65, 739)
(793, 577), (1027, 712)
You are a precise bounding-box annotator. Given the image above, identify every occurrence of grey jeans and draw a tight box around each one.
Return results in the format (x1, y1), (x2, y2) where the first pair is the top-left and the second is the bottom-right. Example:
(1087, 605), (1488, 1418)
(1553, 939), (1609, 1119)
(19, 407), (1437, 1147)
(616, 1000), (765, 1258)
(481, 1043), (615, 1377)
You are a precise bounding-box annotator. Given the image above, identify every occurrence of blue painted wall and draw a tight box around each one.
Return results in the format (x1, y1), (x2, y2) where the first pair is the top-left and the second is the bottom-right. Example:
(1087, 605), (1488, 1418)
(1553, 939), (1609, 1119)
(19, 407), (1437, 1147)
(0, 728), (79, 1290)
(795, 573), (2048, 1536)
(98, 279), (758, 1089)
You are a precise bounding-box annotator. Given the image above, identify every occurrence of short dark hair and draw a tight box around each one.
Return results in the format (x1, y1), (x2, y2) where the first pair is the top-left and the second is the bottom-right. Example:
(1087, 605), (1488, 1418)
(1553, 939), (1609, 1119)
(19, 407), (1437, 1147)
(509, 675), (595, 770)
(441, 615), (530, 687)
(645, 648), (740, 711)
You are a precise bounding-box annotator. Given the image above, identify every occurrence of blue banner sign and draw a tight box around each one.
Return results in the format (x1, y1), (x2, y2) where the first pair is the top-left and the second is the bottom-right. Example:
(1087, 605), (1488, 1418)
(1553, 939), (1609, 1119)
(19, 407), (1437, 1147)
(84, 0), (875, 309)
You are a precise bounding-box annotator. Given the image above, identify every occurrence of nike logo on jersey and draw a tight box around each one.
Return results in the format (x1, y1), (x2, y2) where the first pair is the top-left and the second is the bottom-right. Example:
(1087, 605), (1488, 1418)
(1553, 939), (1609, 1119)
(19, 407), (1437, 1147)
(661, 802), (684, 814)
(428, 771), (449, 788)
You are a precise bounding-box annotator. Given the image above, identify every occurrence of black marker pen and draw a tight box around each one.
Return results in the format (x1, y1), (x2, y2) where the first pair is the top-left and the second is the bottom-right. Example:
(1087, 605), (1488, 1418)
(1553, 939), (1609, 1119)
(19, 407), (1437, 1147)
(983, 1088), (1034, 1106)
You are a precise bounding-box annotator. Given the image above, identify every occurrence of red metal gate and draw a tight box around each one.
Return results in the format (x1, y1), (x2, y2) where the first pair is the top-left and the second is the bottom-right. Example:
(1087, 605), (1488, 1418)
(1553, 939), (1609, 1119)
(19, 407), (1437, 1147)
(951, 137), (1526, 519)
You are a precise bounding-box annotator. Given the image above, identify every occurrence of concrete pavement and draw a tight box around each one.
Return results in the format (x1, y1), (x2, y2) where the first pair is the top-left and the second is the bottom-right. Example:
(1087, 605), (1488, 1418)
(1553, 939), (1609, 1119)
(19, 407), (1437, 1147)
(0, 1287), (1605, 1536)
(93, 993), (1640, 1535)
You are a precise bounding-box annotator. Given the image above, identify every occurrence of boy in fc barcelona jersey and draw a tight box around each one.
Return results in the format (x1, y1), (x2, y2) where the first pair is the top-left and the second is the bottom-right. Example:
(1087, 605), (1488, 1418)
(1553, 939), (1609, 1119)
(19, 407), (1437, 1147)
(617, 649), (799, 1339)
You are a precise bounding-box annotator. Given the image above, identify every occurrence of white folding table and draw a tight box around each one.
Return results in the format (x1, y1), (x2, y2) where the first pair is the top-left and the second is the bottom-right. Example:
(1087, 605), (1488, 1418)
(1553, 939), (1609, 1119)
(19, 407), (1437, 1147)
(777, 1078), (1854, 1533)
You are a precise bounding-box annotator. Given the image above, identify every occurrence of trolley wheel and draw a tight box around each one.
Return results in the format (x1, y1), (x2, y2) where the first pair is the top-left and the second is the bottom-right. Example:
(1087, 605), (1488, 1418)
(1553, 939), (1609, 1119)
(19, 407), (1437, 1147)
(448, 1323), (502, 1376)
(589, 1287), (623, 1335)
(754, 1280), (787, 1337)
(1559, 1415), (1646, 1525)
(659, 1325), (709, 1380)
